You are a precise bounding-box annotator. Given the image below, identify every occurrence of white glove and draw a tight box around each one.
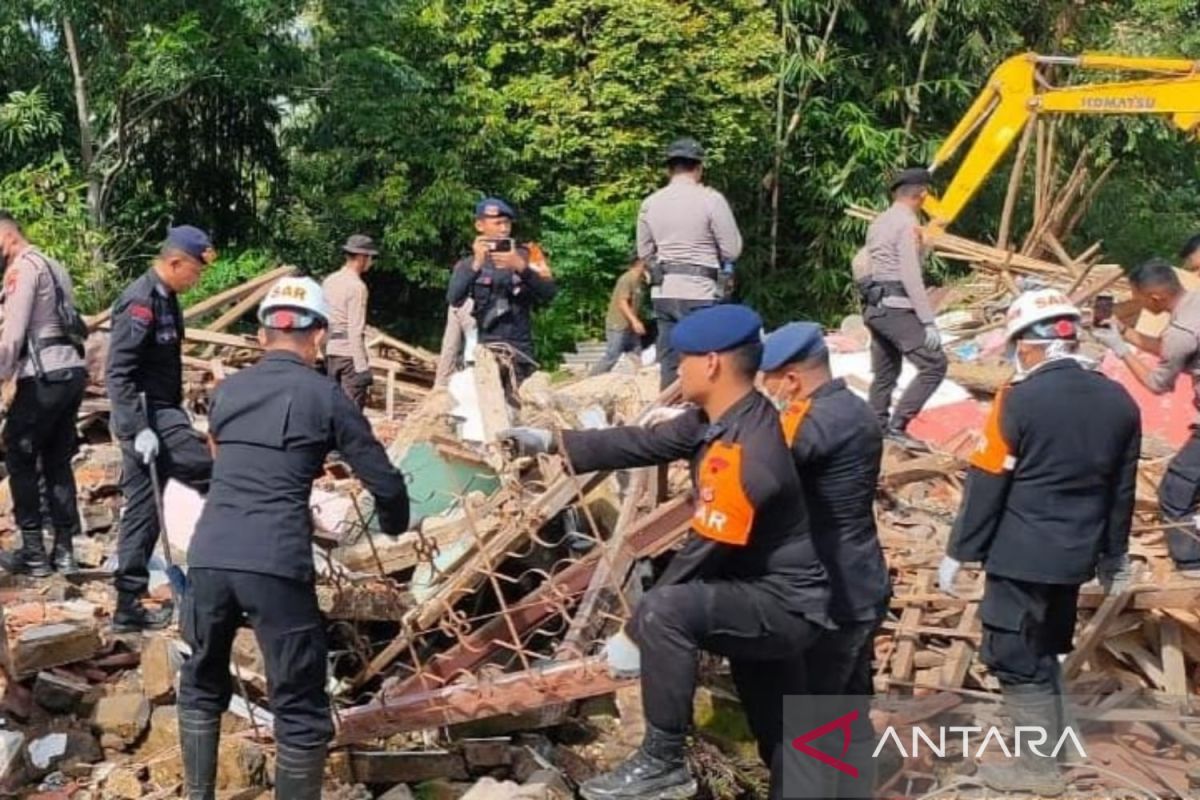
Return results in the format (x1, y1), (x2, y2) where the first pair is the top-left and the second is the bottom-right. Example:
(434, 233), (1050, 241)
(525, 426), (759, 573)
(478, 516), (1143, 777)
(640, 406), (687, 427)
(937, 556), (962, 597)
(499, 427), (554, 457)
(133, 428), (160, 465)
(1092, 321), (1131, 357)
(603, 630), (641, 678)
(923, 323), (942, 351)
(1096, 553), (1132, 595)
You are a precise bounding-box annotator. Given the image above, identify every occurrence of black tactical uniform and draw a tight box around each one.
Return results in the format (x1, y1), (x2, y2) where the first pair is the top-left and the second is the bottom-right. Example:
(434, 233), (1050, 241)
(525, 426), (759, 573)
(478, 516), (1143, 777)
(446, 250), (557, 384)
(950, 359), (1140, 686)
(178, 350), (409, 798)
(563, 390), (831, 799)
(106, 268), (213, 626)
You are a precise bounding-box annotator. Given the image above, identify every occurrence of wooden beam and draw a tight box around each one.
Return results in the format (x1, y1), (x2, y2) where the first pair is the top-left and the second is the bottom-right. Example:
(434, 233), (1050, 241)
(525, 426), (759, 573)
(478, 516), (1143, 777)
(1063, 573), (1138, 680)
(205, 281), (275, 332)
(183, 265), (296, 322)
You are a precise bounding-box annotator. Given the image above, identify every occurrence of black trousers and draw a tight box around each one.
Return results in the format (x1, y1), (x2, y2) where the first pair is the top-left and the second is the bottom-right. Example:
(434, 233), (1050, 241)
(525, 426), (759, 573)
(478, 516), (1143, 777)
(652, 298), (713, 389)
(4, 369), (86, 537)
(980, 574), (1078, 689)
(115, 407), (212, 599)
(801, 617), (882, 800)
(325, 355), (367, 409)
(1159, 428), (1200, 569)
(864, 305), (947, 430)
(627, 580), (819, 795)
(178, 568), (333, 749)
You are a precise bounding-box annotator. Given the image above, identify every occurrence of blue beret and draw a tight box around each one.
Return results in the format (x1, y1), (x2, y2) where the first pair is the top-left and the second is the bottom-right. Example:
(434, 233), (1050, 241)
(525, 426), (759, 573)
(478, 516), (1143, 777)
(760, 322), (828, 371)
(670, 304), (763, 356)
(475, 197), (516, 220)
(164, 225), (212, 261)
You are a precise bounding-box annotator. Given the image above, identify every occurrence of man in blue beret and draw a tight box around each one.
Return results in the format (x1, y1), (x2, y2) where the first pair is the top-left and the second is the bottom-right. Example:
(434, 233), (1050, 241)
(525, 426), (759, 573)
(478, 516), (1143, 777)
(760, 321), (891, 798)
(445, 197), (557, 389)
(503, 304), (831, 800)
(105, 225), (216, 632)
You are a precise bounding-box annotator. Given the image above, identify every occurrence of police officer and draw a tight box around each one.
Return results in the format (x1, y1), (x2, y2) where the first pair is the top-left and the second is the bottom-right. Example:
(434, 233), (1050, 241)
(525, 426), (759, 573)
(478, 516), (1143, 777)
(504, 305), (830, 800)
(446, 198), (557, 386)
(1181, 234), (1200, 273)
(178, 278), (409, 800)
(322, 234), (378, 408)
(638, 137), (743, 389)
(1095, 259), (1200, 577)
(0, 212), (87, 576)
(106, 226), (215, 632)
(760, 321), (891, 798)
(941, 290), (1140, 796)
(861, 167), (947, 447)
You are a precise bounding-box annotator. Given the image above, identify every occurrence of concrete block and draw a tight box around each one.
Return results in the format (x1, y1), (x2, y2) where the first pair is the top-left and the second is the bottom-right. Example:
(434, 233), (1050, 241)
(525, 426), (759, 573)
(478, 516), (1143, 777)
(92, 693), (151, 746)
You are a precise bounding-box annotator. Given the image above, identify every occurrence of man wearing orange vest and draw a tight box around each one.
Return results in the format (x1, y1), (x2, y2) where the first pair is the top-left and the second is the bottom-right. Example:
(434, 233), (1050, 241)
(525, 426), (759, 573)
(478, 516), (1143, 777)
(760, 321), (891, 799)
(502, 304), (830, 800)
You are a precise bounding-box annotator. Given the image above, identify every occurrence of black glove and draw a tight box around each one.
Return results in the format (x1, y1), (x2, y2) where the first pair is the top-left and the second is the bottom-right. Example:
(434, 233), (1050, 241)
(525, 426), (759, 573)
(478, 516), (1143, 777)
(353, 370), (374, 390)
(375, 493), (410, 535)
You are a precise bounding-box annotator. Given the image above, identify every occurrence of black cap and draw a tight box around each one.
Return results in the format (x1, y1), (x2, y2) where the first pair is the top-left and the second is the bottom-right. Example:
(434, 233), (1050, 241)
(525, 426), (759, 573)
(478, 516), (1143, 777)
(342, 234), (379, 256)
(889, 167), (932, 192)
(665, 137), (705, 163)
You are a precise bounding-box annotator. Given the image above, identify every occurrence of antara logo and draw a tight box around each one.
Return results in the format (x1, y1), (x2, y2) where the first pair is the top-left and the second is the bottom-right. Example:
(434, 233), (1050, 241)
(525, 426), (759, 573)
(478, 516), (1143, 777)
(790, 713), (1087, 775)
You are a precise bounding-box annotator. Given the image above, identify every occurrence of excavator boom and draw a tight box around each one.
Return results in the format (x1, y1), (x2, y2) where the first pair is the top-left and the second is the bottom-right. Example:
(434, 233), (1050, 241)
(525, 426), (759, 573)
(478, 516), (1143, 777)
(923, 53), (1200, 231)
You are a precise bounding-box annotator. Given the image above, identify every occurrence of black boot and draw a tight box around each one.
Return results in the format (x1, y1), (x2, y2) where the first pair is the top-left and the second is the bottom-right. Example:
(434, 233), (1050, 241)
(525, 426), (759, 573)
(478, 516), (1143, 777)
(111, 594), (173, 633)
(976, 684), (1067, 796)
(0, 528), (51, 577)
(580, 726), (696, 800)
(50, 527), (79, 575)
(179, 708), (220, 800)
(885, 425), (929, 452)
(274, 744), (326, 800)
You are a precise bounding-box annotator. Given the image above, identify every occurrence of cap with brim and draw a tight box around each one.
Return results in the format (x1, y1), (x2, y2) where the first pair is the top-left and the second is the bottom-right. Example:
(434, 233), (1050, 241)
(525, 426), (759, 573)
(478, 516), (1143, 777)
(342, 234), (379, 256)
(475, 197), (516, 220)
(760, 322), (828, 372)
(164, 225), (213, 261)
(665, 137), (705, 163)
(670, 304), (762, 356)
(889, 167), (933, 192)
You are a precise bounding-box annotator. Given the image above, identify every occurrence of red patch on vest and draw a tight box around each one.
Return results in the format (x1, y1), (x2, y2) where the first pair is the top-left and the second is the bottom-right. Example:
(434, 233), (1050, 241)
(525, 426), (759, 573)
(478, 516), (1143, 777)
(129, 303), (153, 326)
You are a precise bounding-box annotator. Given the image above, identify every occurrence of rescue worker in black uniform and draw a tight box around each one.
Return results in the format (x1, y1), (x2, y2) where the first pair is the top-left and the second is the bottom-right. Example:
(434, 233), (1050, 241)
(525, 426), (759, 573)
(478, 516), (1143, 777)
(446, 197), (557, 386)
(177, 277), (410, 800)
(106, 226), (216, 632)
(760, 321), (891, 798)
(503, 304), (831, 800)
(0, 211), (87, 576)
(940, 290), (1140, 796)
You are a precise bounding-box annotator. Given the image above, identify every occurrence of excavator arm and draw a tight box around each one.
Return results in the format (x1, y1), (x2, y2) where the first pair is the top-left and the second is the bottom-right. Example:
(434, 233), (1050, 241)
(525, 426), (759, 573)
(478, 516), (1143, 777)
(923, 53), (1200, 232)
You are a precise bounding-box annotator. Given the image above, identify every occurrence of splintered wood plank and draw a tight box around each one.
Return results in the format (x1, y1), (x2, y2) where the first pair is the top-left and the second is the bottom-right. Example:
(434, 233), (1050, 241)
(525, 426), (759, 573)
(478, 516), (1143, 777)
(1063, 570), (1139, 680)
(1104, 631), (1167, 691)
(890, 572), (933, 682)
(1159, 619), (1189, 703)
(940, 602), (979, 689)
(472, 345), (511, 446)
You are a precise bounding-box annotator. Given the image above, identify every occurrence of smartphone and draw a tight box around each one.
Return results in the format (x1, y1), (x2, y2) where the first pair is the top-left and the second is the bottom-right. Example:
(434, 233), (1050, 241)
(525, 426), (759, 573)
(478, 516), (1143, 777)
(487, 238), (515, 253)
(1093, 294), (1114, 326)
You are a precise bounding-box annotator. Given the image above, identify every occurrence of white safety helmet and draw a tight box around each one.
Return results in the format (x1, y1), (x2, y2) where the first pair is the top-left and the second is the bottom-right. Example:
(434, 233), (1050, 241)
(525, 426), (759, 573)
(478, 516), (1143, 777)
(1004, 289), (1081, 343)
(257, 276), (330, 330)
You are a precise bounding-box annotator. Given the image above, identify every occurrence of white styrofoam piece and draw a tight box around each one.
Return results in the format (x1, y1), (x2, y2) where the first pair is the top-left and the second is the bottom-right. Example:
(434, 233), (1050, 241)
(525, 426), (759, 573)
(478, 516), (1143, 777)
(448, 367), (485, 442)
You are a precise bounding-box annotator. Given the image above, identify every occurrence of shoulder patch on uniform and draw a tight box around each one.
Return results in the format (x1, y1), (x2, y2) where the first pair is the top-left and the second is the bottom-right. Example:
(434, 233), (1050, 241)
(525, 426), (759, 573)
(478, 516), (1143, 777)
(692, 442), (755, 546)
(128, 302), (153, 327)
(4, 270), (17, 296)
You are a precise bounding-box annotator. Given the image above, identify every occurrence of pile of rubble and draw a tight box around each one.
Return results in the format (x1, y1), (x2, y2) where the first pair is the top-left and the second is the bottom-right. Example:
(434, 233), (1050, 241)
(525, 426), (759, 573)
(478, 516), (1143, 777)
(2, 243), (1200, 799)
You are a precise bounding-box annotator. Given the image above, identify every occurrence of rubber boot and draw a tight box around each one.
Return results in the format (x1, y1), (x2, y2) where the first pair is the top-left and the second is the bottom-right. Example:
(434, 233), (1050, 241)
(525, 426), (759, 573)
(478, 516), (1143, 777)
(179, 708), (220, 800)
(0, 528), (51, 577)
(273, 744), (326, 800)
(111, 593), (173, 633)
(976, 684), (1067, 797)
(580, 725), (697, 800)
(50, 526), (79, 575)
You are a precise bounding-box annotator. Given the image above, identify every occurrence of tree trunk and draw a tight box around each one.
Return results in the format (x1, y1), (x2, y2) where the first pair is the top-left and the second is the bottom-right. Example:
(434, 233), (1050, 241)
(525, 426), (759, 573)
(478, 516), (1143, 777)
(62, 16), (102, 227)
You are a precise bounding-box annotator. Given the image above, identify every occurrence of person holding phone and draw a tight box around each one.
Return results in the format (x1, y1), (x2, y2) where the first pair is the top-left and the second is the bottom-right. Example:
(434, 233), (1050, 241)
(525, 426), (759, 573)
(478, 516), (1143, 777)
(445, 197), (557, 387)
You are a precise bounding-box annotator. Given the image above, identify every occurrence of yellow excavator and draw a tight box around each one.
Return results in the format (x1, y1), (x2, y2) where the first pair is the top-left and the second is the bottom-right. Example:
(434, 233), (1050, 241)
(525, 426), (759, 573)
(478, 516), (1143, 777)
(922, 52), (1200, 233)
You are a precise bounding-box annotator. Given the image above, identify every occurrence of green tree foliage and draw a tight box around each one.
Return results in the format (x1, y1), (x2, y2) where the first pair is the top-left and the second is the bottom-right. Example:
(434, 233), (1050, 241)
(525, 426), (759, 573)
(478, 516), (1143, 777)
(2, 0), (1198, 355)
